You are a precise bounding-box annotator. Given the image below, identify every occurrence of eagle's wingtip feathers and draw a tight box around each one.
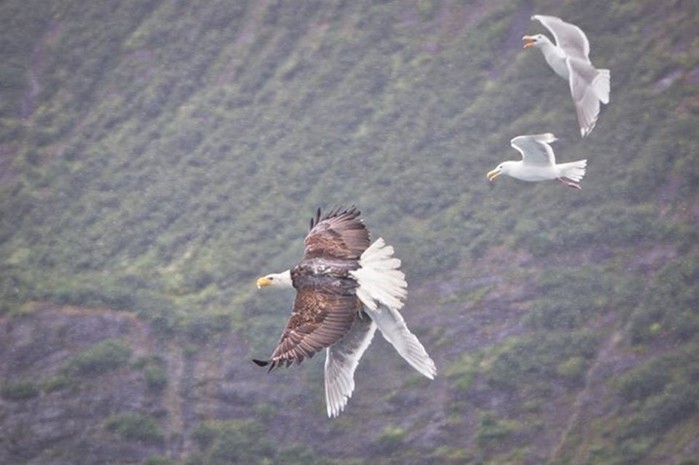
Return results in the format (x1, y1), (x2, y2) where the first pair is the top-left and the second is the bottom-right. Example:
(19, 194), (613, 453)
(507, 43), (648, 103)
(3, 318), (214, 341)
(309, 205), (363, 230)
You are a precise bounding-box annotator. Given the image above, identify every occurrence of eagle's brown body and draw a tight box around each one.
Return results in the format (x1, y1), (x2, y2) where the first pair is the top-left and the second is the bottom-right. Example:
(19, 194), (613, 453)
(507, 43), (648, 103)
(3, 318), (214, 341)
(254, 206), (436, 417)
(254, 207), (369, 369)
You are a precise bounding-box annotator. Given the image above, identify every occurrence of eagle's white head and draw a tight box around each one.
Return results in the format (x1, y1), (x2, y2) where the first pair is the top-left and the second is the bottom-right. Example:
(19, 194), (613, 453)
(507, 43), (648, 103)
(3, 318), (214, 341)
(256, 270), (293, 289)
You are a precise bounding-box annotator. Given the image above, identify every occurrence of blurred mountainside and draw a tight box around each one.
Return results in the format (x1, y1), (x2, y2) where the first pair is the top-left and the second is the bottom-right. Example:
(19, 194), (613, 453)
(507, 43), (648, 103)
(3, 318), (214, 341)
(1, 0), (698, 464)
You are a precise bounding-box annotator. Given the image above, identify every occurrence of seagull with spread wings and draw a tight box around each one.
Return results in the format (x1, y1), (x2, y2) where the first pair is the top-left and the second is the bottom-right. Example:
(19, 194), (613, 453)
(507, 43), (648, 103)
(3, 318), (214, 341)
(254, 207), (436, 417)
(523, 15), (610, 137)
(487, 133), (587, 189)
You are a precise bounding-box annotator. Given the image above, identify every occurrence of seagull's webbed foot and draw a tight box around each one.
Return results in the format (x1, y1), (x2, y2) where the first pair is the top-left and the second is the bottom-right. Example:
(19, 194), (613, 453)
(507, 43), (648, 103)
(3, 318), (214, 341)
(557, 178), (581, 190)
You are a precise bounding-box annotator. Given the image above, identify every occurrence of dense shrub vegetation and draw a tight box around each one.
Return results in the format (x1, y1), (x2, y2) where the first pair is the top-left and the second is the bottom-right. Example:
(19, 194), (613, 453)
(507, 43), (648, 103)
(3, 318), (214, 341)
(66, 339), (132, 376)
(0, 0), (697, 464)
(105, 412), (165, 444)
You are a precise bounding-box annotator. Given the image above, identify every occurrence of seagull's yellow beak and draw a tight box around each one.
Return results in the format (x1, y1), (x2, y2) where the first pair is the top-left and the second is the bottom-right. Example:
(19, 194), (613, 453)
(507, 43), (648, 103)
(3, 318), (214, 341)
(522, 35), (536, 48)
(487, 168), (501, 182)
(256, 276), (272, 289)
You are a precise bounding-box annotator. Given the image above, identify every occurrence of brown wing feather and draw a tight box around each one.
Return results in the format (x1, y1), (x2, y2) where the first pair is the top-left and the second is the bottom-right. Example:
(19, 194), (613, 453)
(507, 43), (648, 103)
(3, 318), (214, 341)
(259, 287), (361, 370)
(303, 207), (370, 261)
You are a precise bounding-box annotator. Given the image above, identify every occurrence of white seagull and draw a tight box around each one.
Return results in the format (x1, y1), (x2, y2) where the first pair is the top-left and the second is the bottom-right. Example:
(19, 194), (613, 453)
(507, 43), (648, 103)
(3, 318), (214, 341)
(523, 15), (610, 137)
(487, 133), (587, 189)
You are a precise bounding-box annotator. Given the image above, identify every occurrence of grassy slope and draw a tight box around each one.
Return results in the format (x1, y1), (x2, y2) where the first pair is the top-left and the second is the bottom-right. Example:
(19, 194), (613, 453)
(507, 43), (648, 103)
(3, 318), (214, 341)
(1, 0), (698, 463)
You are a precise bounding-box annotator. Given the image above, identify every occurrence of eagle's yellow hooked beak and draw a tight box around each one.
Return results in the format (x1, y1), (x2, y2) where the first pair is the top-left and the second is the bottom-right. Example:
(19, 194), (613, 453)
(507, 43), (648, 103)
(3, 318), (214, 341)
(256, 276), (272, 289)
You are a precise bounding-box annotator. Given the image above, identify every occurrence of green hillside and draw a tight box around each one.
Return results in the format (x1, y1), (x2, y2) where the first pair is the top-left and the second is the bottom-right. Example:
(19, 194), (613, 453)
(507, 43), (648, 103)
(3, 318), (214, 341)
(1, 0), (698, 464)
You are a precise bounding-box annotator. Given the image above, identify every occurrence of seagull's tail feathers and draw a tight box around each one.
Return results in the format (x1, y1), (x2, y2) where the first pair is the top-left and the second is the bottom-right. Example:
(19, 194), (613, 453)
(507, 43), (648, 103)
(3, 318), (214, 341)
(352, 238), (407, 311)
(593, 68), (610, 105)
(368, 304), (437, 379)
(560, 159), (587, 182)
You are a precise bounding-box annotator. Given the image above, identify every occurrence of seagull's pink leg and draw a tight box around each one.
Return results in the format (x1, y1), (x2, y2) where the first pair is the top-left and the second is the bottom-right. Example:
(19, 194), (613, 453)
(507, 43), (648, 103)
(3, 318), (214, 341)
(557, 178), (581, 190)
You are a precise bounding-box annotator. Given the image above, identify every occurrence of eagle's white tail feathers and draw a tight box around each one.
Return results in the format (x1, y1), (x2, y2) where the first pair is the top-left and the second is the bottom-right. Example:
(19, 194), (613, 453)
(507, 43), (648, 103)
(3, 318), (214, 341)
(369, 305), (437, 380)
(593, 68), (610, 104)
(352, 238), (407, 311)
(560, 159), (587, 182)
(352, 238), (436, 379)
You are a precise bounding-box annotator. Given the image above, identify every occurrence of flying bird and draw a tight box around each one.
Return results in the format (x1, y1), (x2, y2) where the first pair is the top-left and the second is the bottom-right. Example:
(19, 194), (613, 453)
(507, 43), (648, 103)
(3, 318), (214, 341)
(487, 133), (587, 189)
(254, 207), (436, 417)
(523, 15), (610, 137)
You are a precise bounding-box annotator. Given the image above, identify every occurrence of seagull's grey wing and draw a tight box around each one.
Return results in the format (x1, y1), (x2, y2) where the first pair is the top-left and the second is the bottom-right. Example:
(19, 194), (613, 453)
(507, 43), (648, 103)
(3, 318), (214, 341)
(368, 304), (436, 380)
(324, 313), (376, 418)
(533, 15), (590, 61)
(567, 58), (603, 137)
(510, 134), (557, 166)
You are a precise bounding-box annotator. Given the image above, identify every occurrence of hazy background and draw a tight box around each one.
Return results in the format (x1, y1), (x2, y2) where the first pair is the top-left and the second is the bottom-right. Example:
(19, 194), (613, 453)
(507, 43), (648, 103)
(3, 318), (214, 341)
(1, 0), (697, 464)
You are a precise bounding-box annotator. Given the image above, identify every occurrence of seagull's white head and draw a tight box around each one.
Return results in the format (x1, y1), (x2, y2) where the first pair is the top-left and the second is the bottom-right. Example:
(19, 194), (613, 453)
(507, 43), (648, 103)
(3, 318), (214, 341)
(487, 161), (515, 182)
(522, 34), (549, 49)
(256, 270), (293, 289)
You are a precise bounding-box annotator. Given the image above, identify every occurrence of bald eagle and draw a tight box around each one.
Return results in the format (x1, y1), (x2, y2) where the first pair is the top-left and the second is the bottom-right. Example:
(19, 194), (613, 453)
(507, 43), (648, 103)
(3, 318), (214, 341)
(254, 207), (436, 417)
